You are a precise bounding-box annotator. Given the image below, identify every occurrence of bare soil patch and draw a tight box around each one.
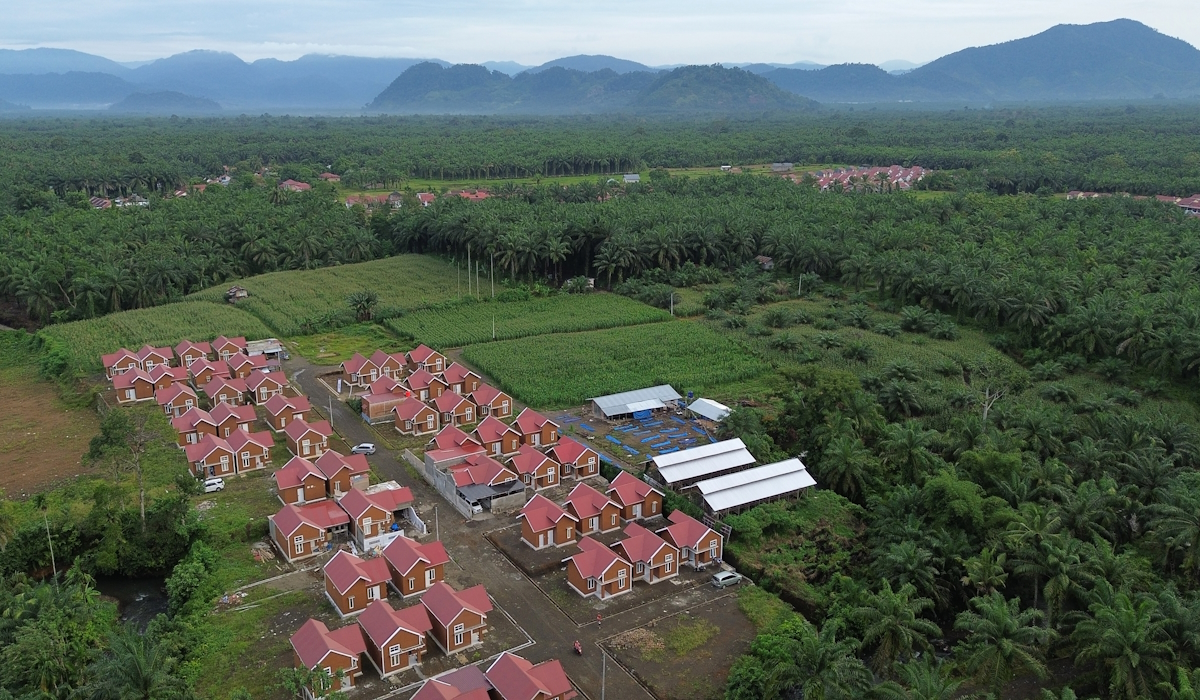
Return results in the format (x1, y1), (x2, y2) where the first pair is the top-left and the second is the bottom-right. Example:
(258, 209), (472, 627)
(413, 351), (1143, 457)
(602, 594), (755, 700)
(0, 367), (98, 496)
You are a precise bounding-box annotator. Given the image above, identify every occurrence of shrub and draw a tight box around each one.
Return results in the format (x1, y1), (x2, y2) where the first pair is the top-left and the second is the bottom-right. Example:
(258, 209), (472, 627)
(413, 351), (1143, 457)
(1030, 361), (1065, 381)
(899, 306), (935, 332)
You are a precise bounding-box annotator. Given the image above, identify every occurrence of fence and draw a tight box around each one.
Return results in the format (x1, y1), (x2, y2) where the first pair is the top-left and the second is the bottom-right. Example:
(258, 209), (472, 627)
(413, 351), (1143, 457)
(406, 449), (476, 519)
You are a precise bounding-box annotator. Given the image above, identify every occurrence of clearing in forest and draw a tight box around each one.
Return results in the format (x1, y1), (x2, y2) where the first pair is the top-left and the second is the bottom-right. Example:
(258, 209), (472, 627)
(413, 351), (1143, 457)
(187, 255), (463, 335)
(385, 293), (671, 347)
(462, 320), (768, 408)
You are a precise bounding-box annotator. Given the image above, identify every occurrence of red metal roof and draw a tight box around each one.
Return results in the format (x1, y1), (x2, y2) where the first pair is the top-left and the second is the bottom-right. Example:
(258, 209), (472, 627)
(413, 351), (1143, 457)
(337, 487), (412, 520)
(273, 501), (351, 536)
(550, 437), (591, 465)
(324, 550), (390, 594)
(469, 383), (507, 406)
(514, 408), (557, 435)
(566, 537), (629, 581)
(358, 599), (433, 649)
(486, 652), (575, 700)
(342, 353), (372, 376)
(203, 375), (249, 398)
(212, 335), (246, 352)
(314, 451), (369, 480)
(562, 482), (617, 520)
(184, 434), (232, 463)
(113, 368), (153, 390)
(518, 493), (576, 532)
(411, 666), (492, 700)
(209, 402), (255, 424)
(474, 416), (518, 444)
(421, 582), (492, 627)
(227, 353), (267, 371)
(172, 407), (215, 432)
(274, 456), (323, 490)
(188, 357), (230, 380)
(383, 535), (450, 576)
(395, 398), (433, 420)
(265, 393), (310, 416)
(607, 471), (659, 507)
(227, 429), (274, 452)
(290, 618), (366, 669)
(101, 347), (138, 369)
(509, 445), (557, 476)
(408, 344), (441, 364)
(406, 368), (445, 391)
(245, 370), (287, 392)
(284, 418), (332, 442)
(612, 522), (674, 564)
(442, 362), (479, 385)
(434, 392), (474, 413)
(433, 426), (481, 450)
(660, 509), (716, 550)
(148, 365), (189, 383)
(155, 383), (196, 405)
(450, 455), (516, 487)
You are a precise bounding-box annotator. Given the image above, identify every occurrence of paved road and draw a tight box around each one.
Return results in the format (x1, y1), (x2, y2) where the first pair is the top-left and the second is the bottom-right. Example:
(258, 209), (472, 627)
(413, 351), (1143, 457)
(286, 357), (657, 700)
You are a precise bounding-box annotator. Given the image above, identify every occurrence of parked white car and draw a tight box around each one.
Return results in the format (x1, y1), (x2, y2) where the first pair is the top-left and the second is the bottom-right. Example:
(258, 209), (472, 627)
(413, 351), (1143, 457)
(203, 477), (225, 493)
(351, 443), (376, 455)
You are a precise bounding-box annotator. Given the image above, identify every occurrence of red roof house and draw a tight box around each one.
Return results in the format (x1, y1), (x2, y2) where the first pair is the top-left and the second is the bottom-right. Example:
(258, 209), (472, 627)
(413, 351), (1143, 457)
(659, 510), (723, 568)
(270, 501), (351, 562)
(323, 550), (391, 618)
(486, 652), (576, 700)
(172, 407), (217, 447)
(514, 408), (559, 448)
(314, 451), (370, 497)
(156, 383), (198, 418)
(509, 445), (561, 491)
(285, 419), (332, 459)
(562, 482), (621, 536)
(395, 399), (440, 436)
(246, 370), (288, 404)
(407, 344), (446, 374)
(434, 392), (478, 427)
(290, 619), (368, 689)
(202, 375), (249, 407)
(383, 536), (451, 598)
(357, 599), (434, 677)
(227, 429), (274, 473)
(421, 582), (492, 653)
(101, 348), (140, 379)
(265, 394), (310, 432)
(612, 522), (679, 584)
(148, 364), (190, 392)
(114, 368), (155, 404)
(337, 486), (414, 550)
(517, 494), (577, 550)
(279, 179), (312, 192)
(564, 537), (632, 600)
(549, 437), (600, 480)
(185, 435), (235, 478)
(274, 456), (327, 505)
(405, 369), (448, 401)
(442, 363), (481, 395)
(607, 471), (663, 522)
(473, 416), (521, 458)
(411, 666), (491, 700)
(211, 336), (246, 361)
(187, 357), (230, 387)
(469, 383), (513, 419)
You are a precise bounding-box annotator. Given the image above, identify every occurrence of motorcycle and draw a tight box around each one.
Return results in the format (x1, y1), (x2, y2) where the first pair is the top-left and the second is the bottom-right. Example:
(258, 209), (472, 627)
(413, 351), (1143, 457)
(573, 640), (583, 656)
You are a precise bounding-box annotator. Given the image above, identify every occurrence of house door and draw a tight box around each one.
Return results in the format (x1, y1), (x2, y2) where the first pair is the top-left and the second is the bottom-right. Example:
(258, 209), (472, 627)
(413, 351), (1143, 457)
(340, 674), (351, 690)
(471, 630), (479, 645)
(408, 652), (419, 666)
(538, 533), (546, 548)
(547, 529), (555, 545)
(632, 504), (642, 519)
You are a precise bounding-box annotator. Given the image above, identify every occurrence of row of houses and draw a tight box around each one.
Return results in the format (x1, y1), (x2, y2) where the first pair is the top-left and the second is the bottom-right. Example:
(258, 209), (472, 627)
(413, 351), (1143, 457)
(1067, 190), (1200, 215)
(291, 580), (494, 682)
(516, 481), (723, 600)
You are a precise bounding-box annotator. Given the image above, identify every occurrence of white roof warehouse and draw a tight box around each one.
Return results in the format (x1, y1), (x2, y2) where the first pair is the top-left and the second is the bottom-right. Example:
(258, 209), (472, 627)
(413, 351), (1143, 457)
(652, 438), (756, 489)
(589, 385), (682, 420)
(696, 458), (816, 515)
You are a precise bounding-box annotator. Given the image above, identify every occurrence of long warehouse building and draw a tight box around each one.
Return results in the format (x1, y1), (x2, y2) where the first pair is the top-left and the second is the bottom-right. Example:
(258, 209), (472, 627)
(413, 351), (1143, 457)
(652, 438), (756, 490)
(696, 458), (816, 516)
(589, 385), (682, 421)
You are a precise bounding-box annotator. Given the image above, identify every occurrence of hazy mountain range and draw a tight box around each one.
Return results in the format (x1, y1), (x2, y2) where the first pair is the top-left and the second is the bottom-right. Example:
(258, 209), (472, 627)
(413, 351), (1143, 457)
(0, 19), (1196, 113)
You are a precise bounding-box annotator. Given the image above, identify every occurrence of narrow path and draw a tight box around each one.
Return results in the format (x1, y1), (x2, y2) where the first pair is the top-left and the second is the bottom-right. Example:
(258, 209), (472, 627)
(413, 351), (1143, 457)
(286, 357), (654, 699)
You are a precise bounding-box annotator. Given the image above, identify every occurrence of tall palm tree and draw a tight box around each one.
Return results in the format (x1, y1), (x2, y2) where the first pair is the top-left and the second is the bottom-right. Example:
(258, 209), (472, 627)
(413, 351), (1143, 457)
(816, 435), (878, 503)
(764, 620), (871, 700)
(1072, 591), (1174, 700)
(961, 547), (1009, 596)
(854, 581), (941, 676)
(954, 592), (1055, 699)
(84, 624), (189, 700)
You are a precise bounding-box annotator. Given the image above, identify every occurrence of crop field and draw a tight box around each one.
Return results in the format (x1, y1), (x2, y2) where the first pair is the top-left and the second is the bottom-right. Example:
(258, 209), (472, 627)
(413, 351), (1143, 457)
(39, 301), (273, 374)
(385, 294), (671, 347)
(461, 320), (768, 408)
(188, 255), (463, 335)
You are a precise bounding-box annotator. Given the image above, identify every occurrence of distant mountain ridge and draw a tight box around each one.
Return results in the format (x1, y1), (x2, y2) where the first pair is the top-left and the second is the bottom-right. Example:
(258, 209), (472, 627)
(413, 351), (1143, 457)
(369, 62), (816, 114)
(1, 19), (1197, 110)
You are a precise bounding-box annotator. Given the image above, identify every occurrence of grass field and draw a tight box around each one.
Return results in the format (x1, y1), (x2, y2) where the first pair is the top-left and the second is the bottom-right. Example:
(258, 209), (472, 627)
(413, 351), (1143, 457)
(38, 301), (273, 375)
(286, 323), (411, 365)
(461, 320), (768, 408)
(188, 255), (464, 336)
(385, 294), (671, 347)
(0, 331), (99, 495)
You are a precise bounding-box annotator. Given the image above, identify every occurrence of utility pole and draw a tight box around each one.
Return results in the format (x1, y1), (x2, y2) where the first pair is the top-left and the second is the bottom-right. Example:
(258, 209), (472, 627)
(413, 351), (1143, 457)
(490, 252), (495, 298)
(45, 512), (57, 591)
(467, 247), (471, 296)
(329, 396), (334, 431)
(434, 505), (440, 540)
(601, 650), (606, 700)
(670, 293), (674, 316)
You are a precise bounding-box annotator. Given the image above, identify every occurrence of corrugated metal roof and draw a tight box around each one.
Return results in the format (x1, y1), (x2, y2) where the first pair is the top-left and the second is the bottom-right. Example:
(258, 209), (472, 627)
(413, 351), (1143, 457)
(653, 438), (755, 485)
(688, 398), (731, 422)
(589, 385), (682, 418)
(626, 399), (665, 413)
(698, 458), (816, 513)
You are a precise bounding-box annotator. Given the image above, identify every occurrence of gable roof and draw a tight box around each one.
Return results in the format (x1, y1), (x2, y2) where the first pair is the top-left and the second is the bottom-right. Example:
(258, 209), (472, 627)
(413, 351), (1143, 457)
(411, 666), (492, 700)
(172, 407), (215, 432)
(202, 375), (248, 397)
(265, 393), (311, 417)
(486, 653), (574, 700)
(272, 501), (351, 536)
(113, 368), (153, 390)
(514, 408), (558, 435)
(421, 582), (492, 627)
(566, 537), (629, 580)
(291, 618), (367, 669)
(661, 510), (717, 549)
(135, 344), (173, 362)
(323, 550), (391, 594)
(562, 482), (618, 519)
(148, 365), (188, 384)
(342, 352), (373, 375)
(382, 536), (451, 576)
(395, 398), (436, 421)
(101, 347), (138, 369)
(212, 335), (246, 352)
(245, 370), (287, 392)
(314, 451), (369, 480)
(408, 344), (442, 365)
(589, 385), (681, 418)
(227, 353), (267, 371)
(550, 437), (593, 465)
(274, 456), (324, 490)
(208, 401), (255, 425)
(468, 383), (507, 406)
(451, 455), (517, 487)
(607, 471), (662, 507)
(184, 434), (233, 463)
(187, 357), (229, 379)
(434, 392), (474, 413)
(612, 522), (675, 564)
(509, 445), (557, 476)
(518, 493), (577, 532)
(406, 368), (446, 391)
(337, 486), (413, 520)
(227, 429), (274, 452)
(433, 426), (481, 450)
(284, 419), (333, 442)
(358, 599), (433, 649)
(442, 362), (480, 385)
(474, 416), (518, 444)
(155, 383), (197, 406)
(368, 376), (401, 395)
(651, 438), (755, 486)
(369, 349), (403, 368)
(174, 340), (212, 357)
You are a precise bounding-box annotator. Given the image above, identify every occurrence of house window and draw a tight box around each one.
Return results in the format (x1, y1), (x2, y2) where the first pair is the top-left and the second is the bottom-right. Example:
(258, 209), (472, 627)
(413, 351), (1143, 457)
(302, 440), (311, 456)
(501, 400), (510, 413)
(293, 536), (304, 554)
(565, 526), (572, 539)
(420, 390), (428, 400)
(220, 455), (229, 467)
(405, 420), (413, 430)
(493, 444), (501, 455)
(710, 540), (718, 557)
(389, 645), (401, 668)
(636, 562), (645, 574)
(465, 408), (473, 421)
(241, 451), (250, 466)
(367, 586), (378, 600)
(665, 553), (673, 572)
(426, 569), (436, 585)
(453, 624), (465, 646)
(651, 500), (658, 514)
(425, 416), (435, 429)
(185, 399), (194, 408)
(125, 389), (136, 400)
(363, 517), (373, 536)
(546, 470), (555, 484)
(587, 578), (596, 591)
(435, 359), (443, 371)
(610, 514), (618, 526)
(347, 596), (355, 610)
(350, 657), (357, 669)
(407, 577), (415, 590)
(618, 569), (627, 588)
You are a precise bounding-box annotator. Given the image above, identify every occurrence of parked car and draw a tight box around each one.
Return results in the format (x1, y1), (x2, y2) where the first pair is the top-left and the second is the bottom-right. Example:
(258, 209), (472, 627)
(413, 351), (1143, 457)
(711, 570), (743, 589)
(470, 503), (483, 515)
(351, 443), (376, 455)
(203, 478), (225, 493)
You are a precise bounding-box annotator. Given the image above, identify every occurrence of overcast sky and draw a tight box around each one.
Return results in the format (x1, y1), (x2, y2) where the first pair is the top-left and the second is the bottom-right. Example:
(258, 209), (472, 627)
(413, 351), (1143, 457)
(1, 0), (1196, 66)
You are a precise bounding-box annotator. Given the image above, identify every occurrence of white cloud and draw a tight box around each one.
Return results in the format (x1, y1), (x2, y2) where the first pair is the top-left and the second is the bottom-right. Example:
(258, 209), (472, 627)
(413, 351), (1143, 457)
(0, 0), (1195, 65)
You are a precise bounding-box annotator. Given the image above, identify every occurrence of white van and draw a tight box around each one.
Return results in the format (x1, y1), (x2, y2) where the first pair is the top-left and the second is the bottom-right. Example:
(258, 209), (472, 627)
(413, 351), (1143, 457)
(203, 477), (225, 493)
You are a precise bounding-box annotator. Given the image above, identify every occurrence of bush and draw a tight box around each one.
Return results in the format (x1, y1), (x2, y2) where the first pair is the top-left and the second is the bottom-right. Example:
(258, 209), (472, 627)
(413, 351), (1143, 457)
(873, 323), (901, 338)
(899, 306), (936, 332)
(762, 308), (795, 328)
(842, 342), (873, 363)
(929, 319), (959, 340)
(1030, 361), (1065, 381)
(563, 276), (592, 293)
(1039, 383), (1078, 403)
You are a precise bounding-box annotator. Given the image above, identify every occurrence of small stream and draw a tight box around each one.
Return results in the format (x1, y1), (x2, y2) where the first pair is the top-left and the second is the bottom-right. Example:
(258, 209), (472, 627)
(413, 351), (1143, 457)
(94, 576), (170, 630)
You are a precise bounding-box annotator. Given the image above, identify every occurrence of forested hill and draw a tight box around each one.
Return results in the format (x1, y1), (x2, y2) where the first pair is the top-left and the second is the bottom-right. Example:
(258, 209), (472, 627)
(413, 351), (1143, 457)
(764, 19), (1200, 101)
(369, 63), (817, 114)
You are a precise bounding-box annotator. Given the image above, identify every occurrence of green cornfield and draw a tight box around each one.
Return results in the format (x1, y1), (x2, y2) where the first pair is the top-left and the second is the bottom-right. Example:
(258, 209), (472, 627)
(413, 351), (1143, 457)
(385, 294), (671, 347)
(188, 255), (463, 336)
(39, 301), (273, 374)
(462, 320), (768, 408)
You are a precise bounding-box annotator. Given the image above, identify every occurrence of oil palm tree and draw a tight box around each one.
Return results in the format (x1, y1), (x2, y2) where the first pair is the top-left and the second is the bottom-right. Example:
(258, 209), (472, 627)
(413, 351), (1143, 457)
(1072, 591), (1174, 700)
(763, 620), (871, 700)
(954, 592), (1055, 699)
(854, 581), (941, 677)
(84, 624), (189, 700)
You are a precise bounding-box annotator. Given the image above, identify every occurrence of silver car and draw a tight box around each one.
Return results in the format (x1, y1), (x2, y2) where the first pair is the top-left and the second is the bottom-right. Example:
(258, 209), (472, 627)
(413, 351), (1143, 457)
(711, 571), (743, 589)
(351, 443), (376, 455)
